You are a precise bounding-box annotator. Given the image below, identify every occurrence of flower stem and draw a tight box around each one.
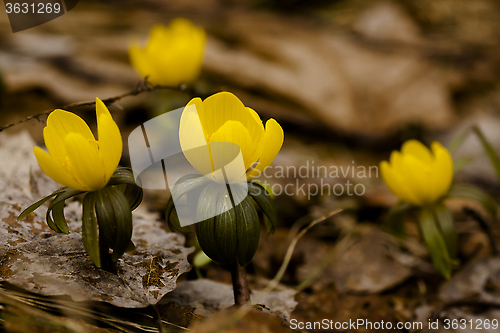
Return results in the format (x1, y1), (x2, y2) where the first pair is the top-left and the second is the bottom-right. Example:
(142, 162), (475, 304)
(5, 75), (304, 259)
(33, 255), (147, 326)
(231, 262), (250, 306)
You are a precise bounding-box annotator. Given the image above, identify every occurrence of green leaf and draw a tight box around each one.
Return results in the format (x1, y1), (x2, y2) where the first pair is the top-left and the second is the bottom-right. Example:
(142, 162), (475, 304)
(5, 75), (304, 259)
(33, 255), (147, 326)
(97, 187), (133, 262)
(110, 189), (133, 262)
(195, 183), (231, 263)
(171, 174), (211, 202)
(82, 192), (101, 268)
(263, 215), (274, 237)
(46, 207), (63, 234)
(51, 201), (69, 234)
(473, 126), (500, 181)
(44, 188), (85, 233)
(193, 250), (212, 268)
(115, 183), (143, 211)
(447, 183), (497, 218)
(383, 203), (412, 238)
(247, 181), (277, 234)
(453, 157), (473, 173)
(17, 187), (66, 221)
(95, 187), (118, 249)
(448, 127), (471, 154)
(232, 186), (260, 267)
(418, 208), (453, 279)
(433, 203), (458, 259)
(165, 197), (192, 233)
(49, 188), (85, 211)
(448, 126), (500, 180)
(213, 185), (238, 264)
(195, 218), (223, 263)
(165, 174), (210, 234)
(125, 240), (136, 253)
(107, 167), (140, 187)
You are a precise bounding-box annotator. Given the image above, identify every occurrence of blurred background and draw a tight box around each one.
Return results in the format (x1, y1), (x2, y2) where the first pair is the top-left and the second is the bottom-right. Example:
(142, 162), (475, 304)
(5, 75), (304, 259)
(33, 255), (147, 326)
(1, 0), (500, 332)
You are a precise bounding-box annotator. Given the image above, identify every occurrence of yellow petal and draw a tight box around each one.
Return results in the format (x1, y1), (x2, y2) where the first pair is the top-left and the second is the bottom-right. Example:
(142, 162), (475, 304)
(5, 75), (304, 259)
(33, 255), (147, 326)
(96, 98), (122, 182)
(380, 160), (415, 204)
(209, 121), (253, 183)
(389, 151), (404, 173)
(185, 97), (208, 138)
(43, 125), (68, 166)
(384, 152), (424, 205)
(245, 107), (265, 165)
(44, 110), (95, 167)
(163, 18), (205, 84)
(246, 118), (284, 180)
(129, 45), (152, 81)
(33, 147), (86, 191)
(401, 140), (432, 164)
(246, 107), (262, 125)
(46, 109), (95, 141)
(179, 104), (214, 176)
(431, 142), (453, 199)
(382, 140), (453, 206)
(164, 23), (204, 85)
(400, 154), (431, 205)
(201, 92), (264, 143)
(140, 24), (171, 85)
(381, 161), (405, 201)
(131, 20), (206, 86)
(64, 133), (106, 191)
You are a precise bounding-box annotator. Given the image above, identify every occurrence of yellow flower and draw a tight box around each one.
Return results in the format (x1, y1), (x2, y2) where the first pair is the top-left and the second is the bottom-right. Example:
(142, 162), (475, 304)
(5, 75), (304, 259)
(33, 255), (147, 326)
(179, 92), (284, 183)
(33, 98), (122, 192)
(129, 18), (206, 86)
(380, 140), (453, 206)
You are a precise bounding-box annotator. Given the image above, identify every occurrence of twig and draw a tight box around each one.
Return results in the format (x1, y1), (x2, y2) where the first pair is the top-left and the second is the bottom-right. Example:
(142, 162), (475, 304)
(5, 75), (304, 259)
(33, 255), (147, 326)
(464, 207), (499, 256)
(0, 78), (192, 132)
(231, 262), (250, 306)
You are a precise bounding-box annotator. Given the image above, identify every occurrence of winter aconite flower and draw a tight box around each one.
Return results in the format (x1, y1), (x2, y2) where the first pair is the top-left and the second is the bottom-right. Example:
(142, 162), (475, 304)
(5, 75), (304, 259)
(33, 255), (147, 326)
(33, 98), (122, 192)
(21, 99), (143, 270)
(129, 18), (206, 86)
(380, 139), (498, 279)
(380, 140), (453, 206)
(166, 92), (282, 269)
(179, 92), (284, 183)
